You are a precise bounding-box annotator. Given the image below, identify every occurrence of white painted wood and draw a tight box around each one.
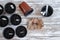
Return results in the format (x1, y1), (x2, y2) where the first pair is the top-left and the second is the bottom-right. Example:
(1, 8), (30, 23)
(0, 0), (60, 40)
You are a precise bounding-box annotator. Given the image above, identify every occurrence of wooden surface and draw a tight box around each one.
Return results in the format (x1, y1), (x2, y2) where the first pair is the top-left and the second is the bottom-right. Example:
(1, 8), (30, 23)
(0, 0), (60, 40)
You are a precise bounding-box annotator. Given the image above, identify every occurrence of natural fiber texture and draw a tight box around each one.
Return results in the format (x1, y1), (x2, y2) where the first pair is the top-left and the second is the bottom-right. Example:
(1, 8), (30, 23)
(27, 18), (43, 30)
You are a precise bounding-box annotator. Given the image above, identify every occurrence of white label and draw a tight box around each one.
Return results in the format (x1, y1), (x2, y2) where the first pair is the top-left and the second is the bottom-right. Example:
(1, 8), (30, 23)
(20, 31), (24, 33)
(10, 5), (14, 9)
(0, 7), (2, 10)
(9, 33), (13, 35)
(16, 19), (19, 21)
(2, 18), (7, 20)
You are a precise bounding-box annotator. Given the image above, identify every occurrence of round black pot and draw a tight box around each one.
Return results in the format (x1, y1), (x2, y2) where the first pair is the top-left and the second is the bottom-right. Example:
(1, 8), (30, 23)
(10, 14), (21, 25)
(5, 2), (16, 14)
(0, 16), (9, 27)
(16, 26), (27, 38)
(3, 27), (15, 39)
(41, 5), (53, 17)
(0, 5), (4, 15)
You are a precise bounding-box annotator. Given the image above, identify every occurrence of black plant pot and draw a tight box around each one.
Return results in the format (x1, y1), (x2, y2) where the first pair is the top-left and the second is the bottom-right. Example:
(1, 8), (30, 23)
(16, 26), (27, 38)
(5, 2), (16, 14)
(41, 5), (53, 17)
(0, 16), (9, 27)
(3, 27), (15, 39)
(10, 14), (21, 25)
(0, 5), (4, 15)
